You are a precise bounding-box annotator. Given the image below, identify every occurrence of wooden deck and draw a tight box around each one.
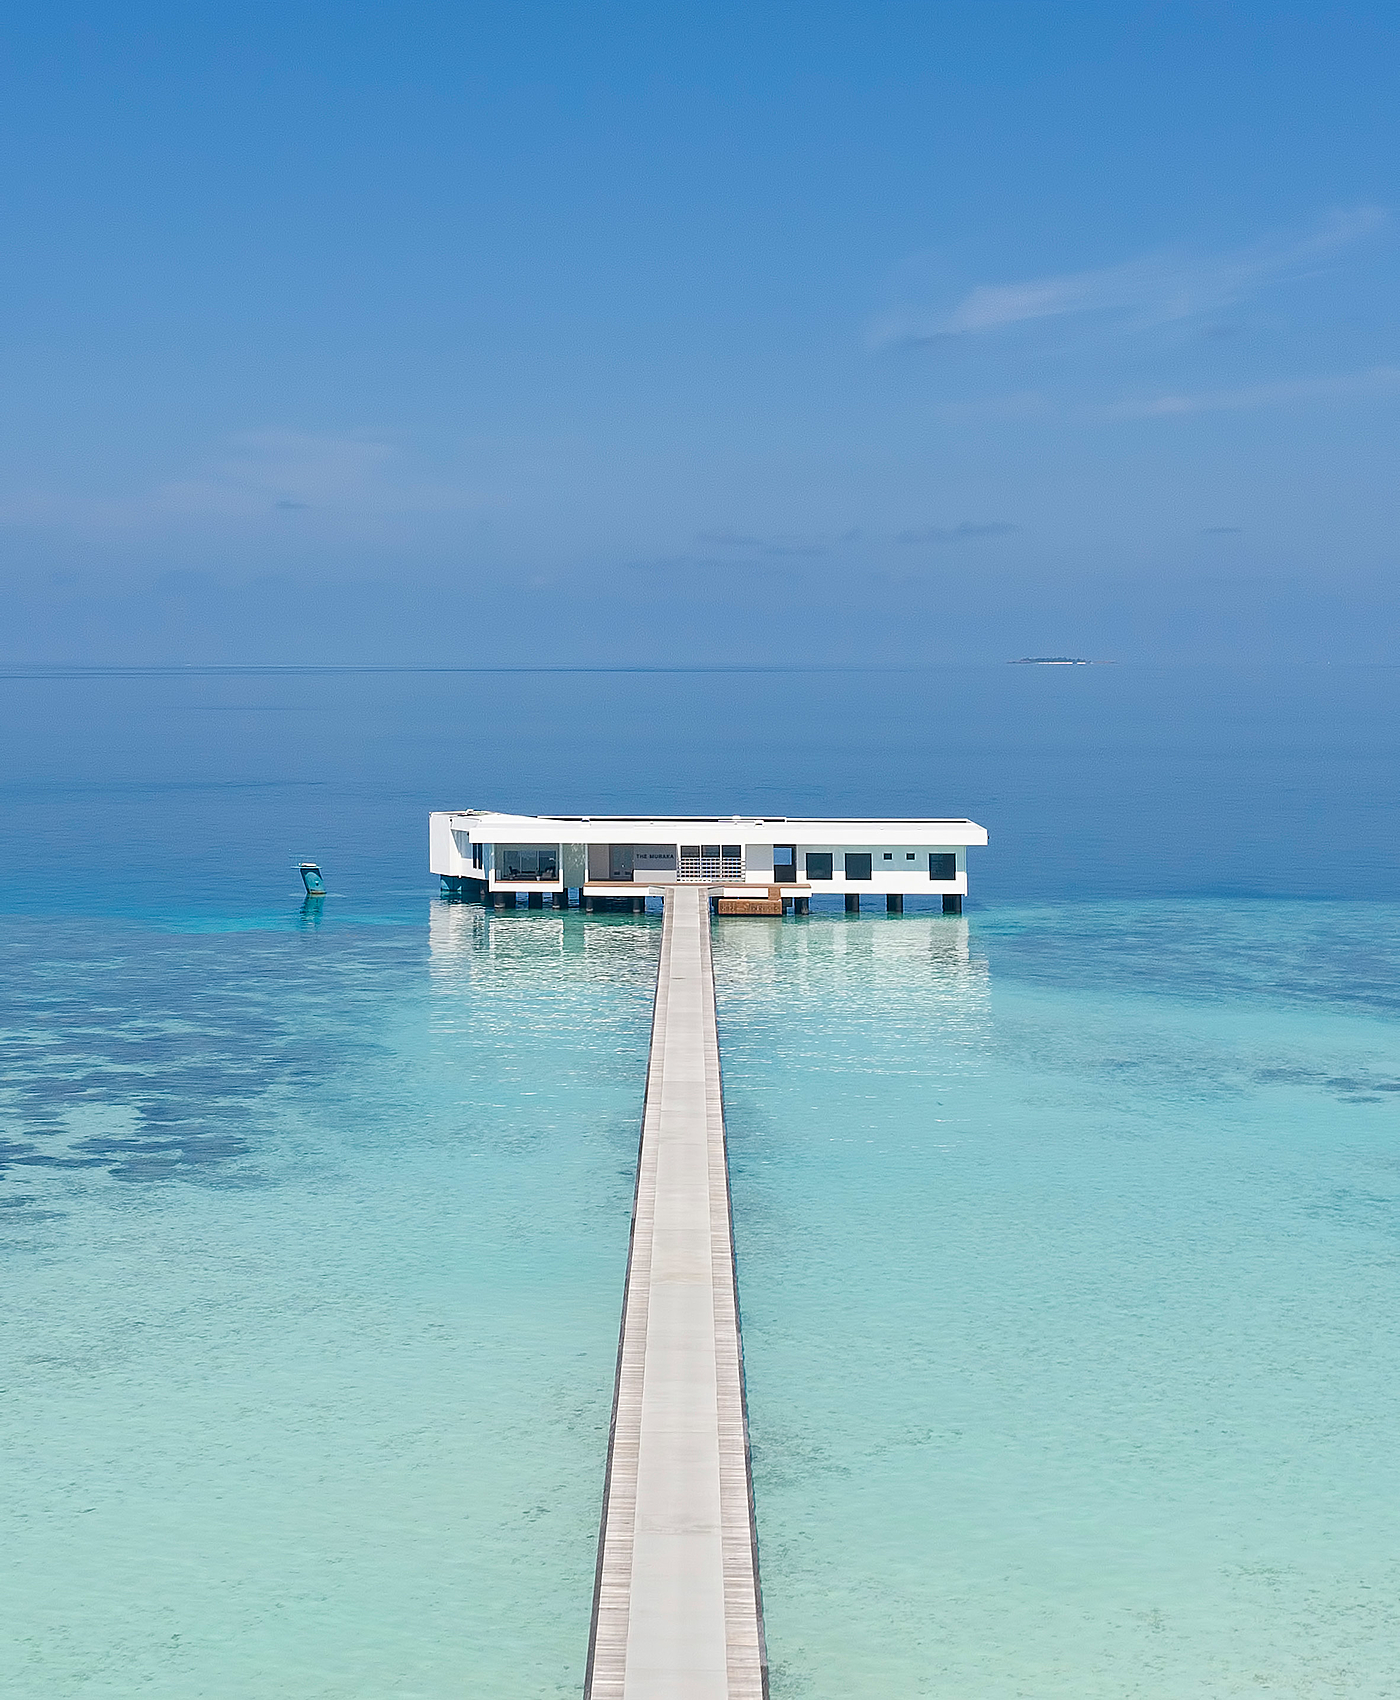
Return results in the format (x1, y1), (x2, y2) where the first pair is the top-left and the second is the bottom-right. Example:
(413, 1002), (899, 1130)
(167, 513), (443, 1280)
(585, 884), (767, 1700)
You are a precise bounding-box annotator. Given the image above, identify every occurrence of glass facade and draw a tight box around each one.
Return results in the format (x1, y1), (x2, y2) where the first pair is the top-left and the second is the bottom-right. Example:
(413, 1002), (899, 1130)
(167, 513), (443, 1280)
(498, 844), (560, 881)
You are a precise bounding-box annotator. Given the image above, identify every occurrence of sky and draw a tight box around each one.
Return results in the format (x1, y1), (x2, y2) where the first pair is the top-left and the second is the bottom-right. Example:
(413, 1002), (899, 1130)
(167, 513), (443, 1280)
(1, 2), (1397, 665)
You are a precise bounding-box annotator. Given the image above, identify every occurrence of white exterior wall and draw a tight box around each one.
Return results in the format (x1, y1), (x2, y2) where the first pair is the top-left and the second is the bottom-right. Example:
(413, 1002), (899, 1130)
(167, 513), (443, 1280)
(430, 811), (461, 876)
(430, 812), (986, 896)
(796, 842), (966, 895)
(744, 842), (775, 881)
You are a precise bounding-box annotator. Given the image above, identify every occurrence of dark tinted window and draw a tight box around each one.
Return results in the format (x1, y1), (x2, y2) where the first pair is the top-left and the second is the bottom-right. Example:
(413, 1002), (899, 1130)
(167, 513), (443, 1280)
(680, 845), (701, 859)
(773, 844), (796, 872)
(721, 844), (740, 860)
(929, 853), (956, 880)
(702, 844), (720, 858)
(845, 852), (872, 881)
(805, 852), (833, 880)
(500, 844), (559, 880)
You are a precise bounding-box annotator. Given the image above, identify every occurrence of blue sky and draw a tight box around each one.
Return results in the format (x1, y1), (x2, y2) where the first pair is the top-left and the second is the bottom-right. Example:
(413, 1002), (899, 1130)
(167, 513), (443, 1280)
(2, 3), (1397, 663)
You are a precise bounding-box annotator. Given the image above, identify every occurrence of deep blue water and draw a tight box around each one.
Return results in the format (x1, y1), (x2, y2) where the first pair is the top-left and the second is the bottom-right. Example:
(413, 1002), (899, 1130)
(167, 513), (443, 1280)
(2, 663), (1396, 919)
(2, 664), (1398, 1697)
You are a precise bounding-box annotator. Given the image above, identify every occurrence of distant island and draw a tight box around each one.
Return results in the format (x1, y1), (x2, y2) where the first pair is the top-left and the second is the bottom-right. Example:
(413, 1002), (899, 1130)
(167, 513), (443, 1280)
(1008, 656), (1095, 666)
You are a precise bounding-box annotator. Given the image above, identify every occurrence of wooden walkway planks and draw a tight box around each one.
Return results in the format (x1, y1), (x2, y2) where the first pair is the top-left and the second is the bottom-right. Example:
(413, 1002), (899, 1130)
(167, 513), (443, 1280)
(585, 885), (767, 1700)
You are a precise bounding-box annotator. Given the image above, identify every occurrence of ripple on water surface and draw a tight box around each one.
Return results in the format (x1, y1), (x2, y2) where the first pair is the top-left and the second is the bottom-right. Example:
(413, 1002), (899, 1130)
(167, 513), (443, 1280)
(5, 896), (1400, 1697)
(0, 904), (659, 1699)
(717, 901), (1400, 1700)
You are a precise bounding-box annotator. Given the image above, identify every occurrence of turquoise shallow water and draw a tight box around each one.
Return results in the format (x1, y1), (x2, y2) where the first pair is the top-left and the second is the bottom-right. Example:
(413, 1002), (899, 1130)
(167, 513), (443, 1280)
(1, 905), (658, 1697)
(7, 896), (1397, 1696)
(717, 902), (1400, 1698)
(3, 664), (1399, 1695)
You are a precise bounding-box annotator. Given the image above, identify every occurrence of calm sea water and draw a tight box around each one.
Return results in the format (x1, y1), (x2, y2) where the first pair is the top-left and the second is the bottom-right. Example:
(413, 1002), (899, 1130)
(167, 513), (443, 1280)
(2, 664), (1398, 1697)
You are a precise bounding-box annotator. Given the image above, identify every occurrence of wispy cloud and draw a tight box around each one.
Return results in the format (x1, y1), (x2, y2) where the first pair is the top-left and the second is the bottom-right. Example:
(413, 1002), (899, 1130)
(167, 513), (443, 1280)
(696, 529), (829, 557)
(0, 430), (488, 532)
(869, 206), (1386, 348)
(1102, 365), (1400, 418)
(153, 431), (401, 517)
(897, 522), (1019, 544)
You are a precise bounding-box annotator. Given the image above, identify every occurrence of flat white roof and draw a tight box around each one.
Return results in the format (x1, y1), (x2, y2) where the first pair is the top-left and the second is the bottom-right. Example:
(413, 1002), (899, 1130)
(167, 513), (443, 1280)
(435, 810), (988, 846)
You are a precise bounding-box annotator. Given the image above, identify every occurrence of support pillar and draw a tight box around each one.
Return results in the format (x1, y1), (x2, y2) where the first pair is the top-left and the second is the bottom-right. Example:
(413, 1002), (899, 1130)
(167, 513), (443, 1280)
(553, 889), (569, 909)
(942, 893), (962, 914)
(887, 893), (903, 914)
(583, 895), (594, 913)
(794, 896), (809, 915)
(845, 893), (860, 914)
(527, 890), (544, 909)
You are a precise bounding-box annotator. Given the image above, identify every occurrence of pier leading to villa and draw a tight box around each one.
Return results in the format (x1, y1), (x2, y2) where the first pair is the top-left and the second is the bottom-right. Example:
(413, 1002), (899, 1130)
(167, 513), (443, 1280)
(584, 884), (766, 1700)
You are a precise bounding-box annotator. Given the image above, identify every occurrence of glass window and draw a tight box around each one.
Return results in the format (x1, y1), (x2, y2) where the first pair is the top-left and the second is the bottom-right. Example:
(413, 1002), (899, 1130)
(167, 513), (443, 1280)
(499, 844), (559, 881)
(883, 852), (892, 860)
(773, 844), (797, 875)
(805, 852), (833, 880)
(845, 852), (872, 881)
(929, 853), (957, 880)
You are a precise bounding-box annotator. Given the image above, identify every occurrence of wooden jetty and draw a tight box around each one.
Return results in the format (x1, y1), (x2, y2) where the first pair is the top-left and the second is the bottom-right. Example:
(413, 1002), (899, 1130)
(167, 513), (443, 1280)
(584, 884), (767, 1700)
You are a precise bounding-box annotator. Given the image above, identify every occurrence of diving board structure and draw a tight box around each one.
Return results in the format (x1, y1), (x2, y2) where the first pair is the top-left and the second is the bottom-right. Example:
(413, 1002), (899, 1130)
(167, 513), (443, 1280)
(585, 884), (767, 1700)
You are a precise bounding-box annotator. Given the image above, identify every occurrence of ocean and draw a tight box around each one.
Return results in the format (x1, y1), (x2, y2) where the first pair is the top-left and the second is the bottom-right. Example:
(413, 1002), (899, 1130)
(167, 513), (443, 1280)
(2, 663), (1398, 1697)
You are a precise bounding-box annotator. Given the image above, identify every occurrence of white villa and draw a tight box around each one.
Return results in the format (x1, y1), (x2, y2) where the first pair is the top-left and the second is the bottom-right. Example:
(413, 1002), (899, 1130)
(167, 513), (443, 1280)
(430, 810), (987, 915)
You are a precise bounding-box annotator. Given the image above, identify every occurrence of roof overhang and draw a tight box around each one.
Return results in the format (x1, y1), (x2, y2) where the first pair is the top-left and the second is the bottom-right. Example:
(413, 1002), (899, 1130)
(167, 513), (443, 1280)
(437, 811), (988, 847)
